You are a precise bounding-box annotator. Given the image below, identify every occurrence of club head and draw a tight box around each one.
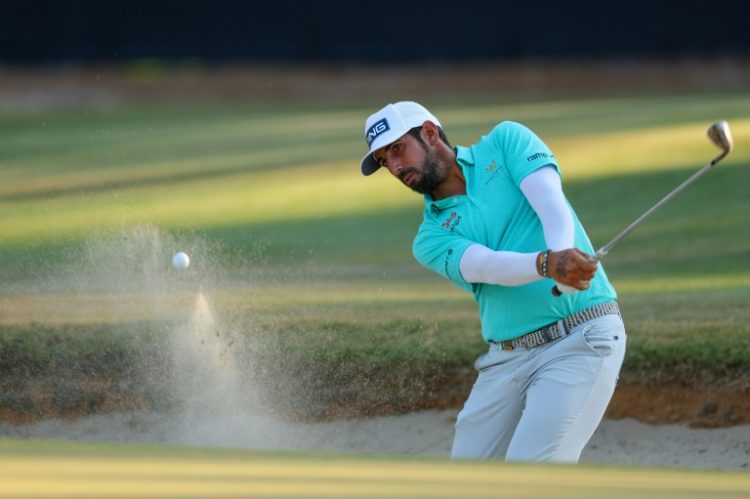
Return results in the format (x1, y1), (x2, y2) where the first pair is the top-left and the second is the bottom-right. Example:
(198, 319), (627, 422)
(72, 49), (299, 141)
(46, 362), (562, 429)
(707, 121), (733, 160)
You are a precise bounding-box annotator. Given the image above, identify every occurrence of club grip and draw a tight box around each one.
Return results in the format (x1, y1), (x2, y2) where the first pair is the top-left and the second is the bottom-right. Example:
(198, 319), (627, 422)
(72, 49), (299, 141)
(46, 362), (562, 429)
(551, 254), (600, 297)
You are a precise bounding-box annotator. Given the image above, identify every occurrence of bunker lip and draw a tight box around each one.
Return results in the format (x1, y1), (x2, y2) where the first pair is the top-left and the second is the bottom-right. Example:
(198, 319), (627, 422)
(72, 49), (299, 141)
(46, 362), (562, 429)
(1, 371), (748, 429)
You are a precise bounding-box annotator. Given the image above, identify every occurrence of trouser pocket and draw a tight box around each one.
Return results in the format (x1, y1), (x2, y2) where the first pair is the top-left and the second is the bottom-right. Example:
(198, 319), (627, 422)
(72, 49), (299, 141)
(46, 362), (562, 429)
(578, 314), (626, 357)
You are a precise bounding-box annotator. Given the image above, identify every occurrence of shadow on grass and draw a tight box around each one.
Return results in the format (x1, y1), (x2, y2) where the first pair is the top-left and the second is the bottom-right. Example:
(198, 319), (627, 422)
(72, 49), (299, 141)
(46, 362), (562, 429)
(0, 137), (359, 203)
(195, 160), (750, 279)
(2, 160), (747, 285)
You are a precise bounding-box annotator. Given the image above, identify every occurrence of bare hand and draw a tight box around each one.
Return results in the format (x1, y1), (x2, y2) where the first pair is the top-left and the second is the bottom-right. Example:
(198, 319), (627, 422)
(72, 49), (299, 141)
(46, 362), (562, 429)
(547, 249), (597, 290)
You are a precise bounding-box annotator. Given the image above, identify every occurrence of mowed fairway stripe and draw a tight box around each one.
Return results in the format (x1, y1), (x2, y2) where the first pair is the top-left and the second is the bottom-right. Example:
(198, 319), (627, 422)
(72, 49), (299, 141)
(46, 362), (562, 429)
(1, 447), (750, 498)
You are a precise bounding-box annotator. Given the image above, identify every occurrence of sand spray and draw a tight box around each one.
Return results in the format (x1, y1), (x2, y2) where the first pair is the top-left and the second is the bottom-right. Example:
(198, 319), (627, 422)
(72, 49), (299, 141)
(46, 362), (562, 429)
(45, 225), (297, 447)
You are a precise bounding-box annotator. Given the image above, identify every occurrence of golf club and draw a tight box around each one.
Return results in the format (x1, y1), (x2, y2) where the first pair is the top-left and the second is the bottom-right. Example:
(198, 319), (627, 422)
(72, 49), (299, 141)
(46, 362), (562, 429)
(552, 120), (734, 297)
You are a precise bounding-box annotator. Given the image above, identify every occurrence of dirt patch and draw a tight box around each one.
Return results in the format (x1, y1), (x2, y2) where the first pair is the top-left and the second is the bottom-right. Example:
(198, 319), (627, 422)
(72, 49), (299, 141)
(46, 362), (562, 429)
(0, 376), (156, 426)
(2, 371), (748, 429)
(606, 383), (750, 428)
(322, 375), (750, 429)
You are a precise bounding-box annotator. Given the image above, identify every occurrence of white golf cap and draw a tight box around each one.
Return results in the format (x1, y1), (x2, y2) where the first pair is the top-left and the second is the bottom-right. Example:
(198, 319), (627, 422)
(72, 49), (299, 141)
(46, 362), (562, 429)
(360, 101), (441, 176)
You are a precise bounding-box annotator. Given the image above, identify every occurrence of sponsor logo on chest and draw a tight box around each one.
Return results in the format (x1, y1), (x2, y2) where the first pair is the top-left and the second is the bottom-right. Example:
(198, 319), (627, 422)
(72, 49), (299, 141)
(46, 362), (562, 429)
(441, 211), (463, 232)
(484, 160), (504, 185)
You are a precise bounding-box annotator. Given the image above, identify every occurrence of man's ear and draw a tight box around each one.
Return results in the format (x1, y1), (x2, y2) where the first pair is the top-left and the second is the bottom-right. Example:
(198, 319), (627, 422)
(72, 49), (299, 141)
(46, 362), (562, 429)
(421, 120), (440, 146)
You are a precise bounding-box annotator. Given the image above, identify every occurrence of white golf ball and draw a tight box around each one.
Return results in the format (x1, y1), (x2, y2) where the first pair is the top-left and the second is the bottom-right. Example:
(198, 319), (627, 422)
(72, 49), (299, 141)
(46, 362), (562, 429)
(172, 251), (190, 269)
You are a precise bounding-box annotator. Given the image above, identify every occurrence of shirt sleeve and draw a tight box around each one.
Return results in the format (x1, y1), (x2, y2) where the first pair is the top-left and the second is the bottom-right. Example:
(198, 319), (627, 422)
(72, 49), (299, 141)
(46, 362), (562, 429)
(491, 121), (560, 186)
(459, 244), (542, 286)
(412, 224), (475, 293)
(519, 166), (575, 251)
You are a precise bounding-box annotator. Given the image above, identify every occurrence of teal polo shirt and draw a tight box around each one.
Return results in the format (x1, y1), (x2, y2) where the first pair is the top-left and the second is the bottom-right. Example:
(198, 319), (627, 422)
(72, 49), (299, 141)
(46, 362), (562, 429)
(412, 121), (617, 343)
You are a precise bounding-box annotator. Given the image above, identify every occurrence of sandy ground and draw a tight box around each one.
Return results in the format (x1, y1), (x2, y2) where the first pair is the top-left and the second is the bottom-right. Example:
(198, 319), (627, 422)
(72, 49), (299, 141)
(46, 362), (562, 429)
(1, 410), (748, 470)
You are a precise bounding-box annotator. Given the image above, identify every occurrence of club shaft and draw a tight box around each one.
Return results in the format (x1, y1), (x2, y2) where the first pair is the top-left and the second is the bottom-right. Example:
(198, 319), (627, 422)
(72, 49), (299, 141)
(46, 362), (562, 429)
(552, 119), (732, 298)
(554, 159), (714, 295)
(595, 159), (717, 259)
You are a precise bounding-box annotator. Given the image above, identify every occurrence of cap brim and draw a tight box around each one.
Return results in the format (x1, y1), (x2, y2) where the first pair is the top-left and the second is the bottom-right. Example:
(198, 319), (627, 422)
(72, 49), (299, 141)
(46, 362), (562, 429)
(360, 152), (381, 176)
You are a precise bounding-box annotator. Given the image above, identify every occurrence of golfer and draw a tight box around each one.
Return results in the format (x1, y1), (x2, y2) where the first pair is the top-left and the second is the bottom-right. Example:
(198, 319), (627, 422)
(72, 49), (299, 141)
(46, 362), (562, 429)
(359, 102), (626, 462)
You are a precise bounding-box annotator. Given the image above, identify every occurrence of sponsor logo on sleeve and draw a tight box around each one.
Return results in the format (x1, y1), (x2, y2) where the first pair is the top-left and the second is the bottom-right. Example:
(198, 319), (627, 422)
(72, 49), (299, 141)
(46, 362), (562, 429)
(443, 248), (454, 277)
(365, 118), (390, 146)
(527, 152), (554, 162)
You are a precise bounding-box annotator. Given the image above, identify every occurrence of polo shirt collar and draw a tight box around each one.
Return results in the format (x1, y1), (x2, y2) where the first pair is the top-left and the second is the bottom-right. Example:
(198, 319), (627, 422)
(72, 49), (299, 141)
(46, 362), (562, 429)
(455, 145), (475, 166)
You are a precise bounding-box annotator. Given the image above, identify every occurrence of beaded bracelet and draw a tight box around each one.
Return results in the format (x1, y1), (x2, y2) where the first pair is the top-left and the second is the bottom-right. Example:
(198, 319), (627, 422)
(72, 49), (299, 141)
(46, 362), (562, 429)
(541, 250), (551, 278)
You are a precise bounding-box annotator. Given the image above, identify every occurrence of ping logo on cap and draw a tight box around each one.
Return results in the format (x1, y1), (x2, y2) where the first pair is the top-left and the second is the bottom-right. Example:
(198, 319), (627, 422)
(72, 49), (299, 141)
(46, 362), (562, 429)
(365, 118), (390, 146)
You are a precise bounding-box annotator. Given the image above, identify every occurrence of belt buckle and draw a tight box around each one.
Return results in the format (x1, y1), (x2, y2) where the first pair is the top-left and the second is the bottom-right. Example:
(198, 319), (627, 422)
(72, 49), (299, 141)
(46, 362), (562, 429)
(501, 341), (514, 352)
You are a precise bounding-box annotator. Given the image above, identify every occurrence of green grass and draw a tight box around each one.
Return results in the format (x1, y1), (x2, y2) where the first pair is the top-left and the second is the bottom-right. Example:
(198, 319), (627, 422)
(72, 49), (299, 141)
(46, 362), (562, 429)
(1, 438), (749, 498)
(1, 88), (749, 399)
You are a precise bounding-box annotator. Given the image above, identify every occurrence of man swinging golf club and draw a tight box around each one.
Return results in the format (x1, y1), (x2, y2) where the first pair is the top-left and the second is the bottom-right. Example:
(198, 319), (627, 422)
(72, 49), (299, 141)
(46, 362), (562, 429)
(360, 102), (626, 462)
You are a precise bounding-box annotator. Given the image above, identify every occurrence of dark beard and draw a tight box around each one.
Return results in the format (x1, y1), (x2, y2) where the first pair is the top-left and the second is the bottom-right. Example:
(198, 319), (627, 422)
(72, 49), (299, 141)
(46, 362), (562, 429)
(402, 154), (443, 195)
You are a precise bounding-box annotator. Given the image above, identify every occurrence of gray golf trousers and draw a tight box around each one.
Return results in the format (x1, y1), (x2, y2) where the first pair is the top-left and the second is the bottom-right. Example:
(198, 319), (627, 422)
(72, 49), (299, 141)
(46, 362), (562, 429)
(451, 313), (626, 462)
